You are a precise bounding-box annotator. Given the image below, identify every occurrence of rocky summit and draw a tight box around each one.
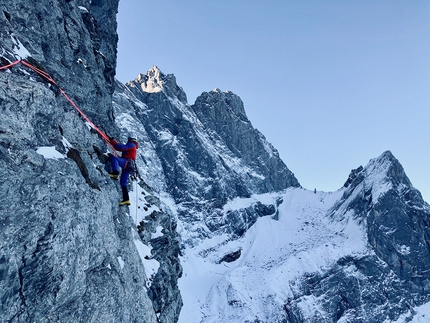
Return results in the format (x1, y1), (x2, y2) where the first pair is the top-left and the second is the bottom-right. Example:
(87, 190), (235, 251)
(2, 1), (430, 323)
(115, 66), (299, 241)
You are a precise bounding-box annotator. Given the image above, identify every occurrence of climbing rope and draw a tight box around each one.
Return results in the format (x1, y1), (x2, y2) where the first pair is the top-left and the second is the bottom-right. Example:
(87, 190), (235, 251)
(3, 58), (145, 321)
(135, 180), (139, 224)
(0, 59), (21, 70)
(0, 58), (118, 156)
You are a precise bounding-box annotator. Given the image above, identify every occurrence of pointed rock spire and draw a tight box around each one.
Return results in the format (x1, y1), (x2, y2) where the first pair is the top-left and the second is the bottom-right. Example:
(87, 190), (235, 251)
(134, 65), (164, 93)
(331, 150), (430, 286)
(129, 65), (187, 103)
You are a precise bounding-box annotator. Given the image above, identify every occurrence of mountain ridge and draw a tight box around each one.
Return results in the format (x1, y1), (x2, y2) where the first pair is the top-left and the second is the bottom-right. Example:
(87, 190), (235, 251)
(113, 66), (430, 322)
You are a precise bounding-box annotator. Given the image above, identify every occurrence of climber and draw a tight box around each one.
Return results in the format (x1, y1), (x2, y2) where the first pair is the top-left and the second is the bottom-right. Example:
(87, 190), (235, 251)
(108, 137), (138, 206)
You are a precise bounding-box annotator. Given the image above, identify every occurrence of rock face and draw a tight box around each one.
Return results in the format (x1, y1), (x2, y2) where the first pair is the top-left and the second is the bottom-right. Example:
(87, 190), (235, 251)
(1, 0), (118, 130)
(193, 89), (298, 194)
(0, 1), (181, 323)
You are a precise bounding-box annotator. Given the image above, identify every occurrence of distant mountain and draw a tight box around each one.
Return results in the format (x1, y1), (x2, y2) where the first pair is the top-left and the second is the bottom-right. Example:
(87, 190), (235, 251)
(113, 66), (299, 242)
(113, 63), (430, 322)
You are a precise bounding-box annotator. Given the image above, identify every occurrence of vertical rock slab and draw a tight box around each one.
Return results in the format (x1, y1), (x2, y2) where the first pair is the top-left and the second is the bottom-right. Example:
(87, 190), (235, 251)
(0, 1), (172, 322)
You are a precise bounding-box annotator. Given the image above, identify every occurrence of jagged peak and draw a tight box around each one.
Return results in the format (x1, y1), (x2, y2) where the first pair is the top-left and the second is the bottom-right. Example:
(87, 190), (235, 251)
(365, 150), (407, 183)
(364, 150), (417, 203)
(212, 88), (232, 95)
(197, 88), (239, 100)
(129, 66), (187, 103)
(194, 88), (248, 121)
(133, 65), (165, 93)
(146, 65), (164, 79)
(370, 150), (396, 165)
(334, 150), (415, 220)
(210, 88), (235, 97)
(343, 151), (408, 191)
(365, 150), (394, 176)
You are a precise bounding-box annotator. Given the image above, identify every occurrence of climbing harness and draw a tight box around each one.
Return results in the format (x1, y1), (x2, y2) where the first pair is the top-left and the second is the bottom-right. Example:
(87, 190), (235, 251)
(0, 58), (118, 156)
(126, 159), (139, 181)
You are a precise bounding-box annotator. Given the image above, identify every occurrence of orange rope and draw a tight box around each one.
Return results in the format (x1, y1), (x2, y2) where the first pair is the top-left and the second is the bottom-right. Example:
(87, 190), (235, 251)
(1, 58), (118, 156)
(0, 59), (22, 70)
(21, 60), (57, 85)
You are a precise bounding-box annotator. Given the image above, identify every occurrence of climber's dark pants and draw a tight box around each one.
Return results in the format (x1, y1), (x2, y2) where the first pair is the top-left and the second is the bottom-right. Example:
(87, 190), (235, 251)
(121, 185), (129, 202)
(110, 156), (131, 187)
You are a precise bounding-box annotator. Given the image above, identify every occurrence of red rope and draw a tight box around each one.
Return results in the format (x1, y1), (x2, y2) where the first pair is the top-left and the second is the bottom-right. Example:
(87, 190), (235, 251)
(0, 59), (22, 70)
(21, 60), (57, 85)
(1, 59), (118, 156)
(58, 88), (112, 143)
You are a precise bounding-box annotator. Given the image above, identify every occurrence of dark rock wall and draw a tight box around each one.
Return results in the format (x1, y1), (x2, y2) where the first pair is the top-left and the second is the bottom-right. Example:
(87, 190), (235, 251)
(0, 1), (179, 322)
(193, 89), (299, 193)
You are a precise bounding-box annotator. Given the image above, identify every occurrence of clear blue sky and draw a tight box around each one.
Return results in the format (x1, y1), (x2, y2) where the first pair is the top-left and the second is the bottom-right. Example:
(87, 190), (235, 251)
(116, 0), (430, 202)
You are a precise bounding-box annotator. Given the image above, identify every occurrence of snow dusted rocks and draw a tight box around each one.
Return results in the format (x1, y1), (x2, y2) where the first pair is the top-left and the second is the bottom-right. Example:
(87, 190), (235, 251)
(177, 151), (430, 323)
(1, 1), (179, 323)
(330, 150), (430, 284)
(113, 61), (430, 322)
(2, 0), (430, 322)
(116, 67), (299, 239)
(281, 151), (430, 322)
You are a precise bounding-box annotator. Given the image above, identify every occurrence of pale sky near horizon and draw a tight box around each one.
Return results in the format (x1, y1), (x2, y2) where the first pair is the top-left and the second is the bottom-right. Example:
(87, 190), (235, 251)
(116, 0), (430, 202)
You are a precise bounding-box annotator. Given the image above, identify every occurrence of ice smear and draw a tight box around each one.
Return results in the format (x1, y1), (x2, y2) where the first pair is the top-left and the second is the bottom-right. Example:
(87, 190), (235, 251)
(151, 226), (164, 239)
(78, 6), (89, 13)
(117, 256), (125, 270)
(132, 230), (160, 282)
(36, 146), (65, 159)
(10, 34), (31, 59)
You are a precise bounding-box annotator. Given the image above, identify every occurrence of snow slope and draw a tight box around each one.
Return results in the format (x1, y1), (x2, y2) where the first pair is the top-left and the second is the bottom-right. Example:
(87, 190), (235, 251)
(177, 187), (372, 323)
(110, 65), (430, 322)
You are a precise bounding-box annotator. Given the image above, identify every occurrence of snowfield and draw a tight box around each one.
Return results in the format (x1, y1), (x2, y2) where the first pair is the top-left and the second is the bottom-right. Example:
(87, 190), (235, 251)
(110, 66), (430, 322)
(177, 187), (373, 323)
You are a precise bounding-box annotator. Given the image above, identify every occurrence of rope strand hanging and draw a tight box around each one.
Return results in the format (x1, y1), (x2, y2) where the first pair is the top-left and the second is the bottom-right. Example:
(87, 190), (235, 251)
(0, 58), (118, 156)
